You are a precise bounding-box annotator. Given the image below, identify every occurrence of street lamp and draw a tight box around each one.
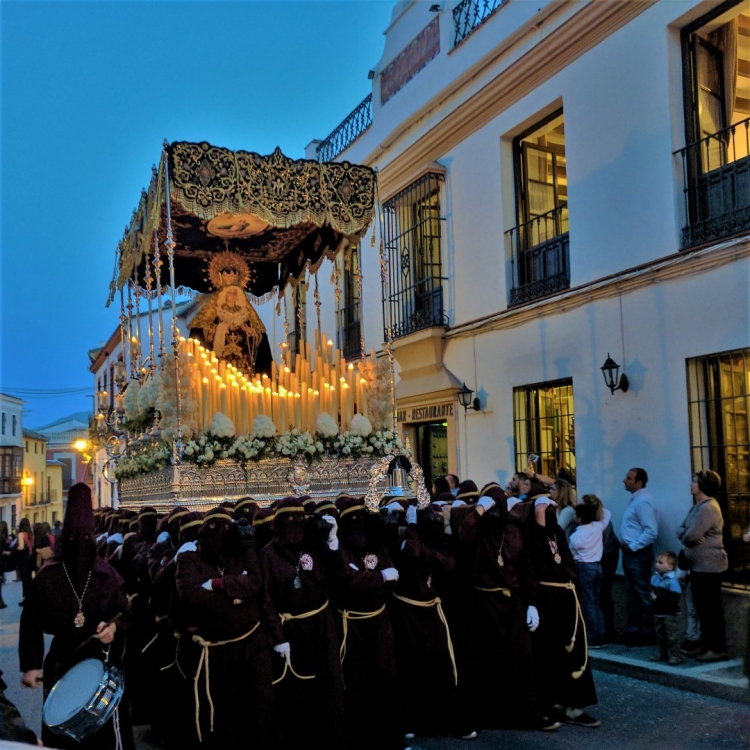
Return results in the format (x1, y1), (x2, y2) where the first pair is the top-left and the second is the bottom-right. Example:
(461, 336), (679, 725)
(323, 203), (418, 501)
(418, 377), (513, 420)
(600, 353), (629, 395)
(458, 383), (480, 412)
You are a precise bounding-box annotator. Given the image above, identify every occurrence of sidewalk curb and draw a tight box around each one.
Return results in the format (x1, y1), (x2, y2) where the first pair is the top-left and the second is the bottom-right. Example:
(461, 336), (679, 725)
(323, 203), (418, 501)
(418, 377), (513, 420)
(591, 651), (750, 705)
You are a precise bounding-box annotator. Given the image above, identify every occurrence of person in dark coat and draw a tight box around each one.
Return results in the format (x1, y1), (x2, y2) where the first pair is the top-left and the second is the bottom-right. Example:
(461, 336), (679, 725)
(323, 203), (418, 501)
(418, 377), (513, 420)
(334, 496), (403, 750)
(259, 497), (348, 750)
(525, 492), (599, 728)
(0, 669), (38, 745)
(175, 508), (281, 750)
(391, 503), (459, 738)
(19, 483), (132, 750)
(145, 511), (204, 749)
(457, 482), (546, 731)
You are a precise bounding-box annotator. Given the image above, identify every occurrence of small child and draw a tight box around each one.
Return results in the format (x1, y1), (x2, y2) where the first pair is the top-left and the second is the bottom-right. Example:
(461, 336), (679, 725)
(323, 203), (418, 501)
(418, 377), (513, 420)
(650, 551), (683, 665)
(568, 503), (611, 647)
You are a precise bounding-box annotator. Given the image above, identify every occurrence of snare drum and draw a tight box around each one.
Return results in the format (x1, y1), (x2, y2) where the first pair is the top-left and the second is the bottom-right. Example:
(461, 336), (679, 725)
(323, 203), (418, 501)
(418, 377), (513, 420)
(42, 658), (125, 742)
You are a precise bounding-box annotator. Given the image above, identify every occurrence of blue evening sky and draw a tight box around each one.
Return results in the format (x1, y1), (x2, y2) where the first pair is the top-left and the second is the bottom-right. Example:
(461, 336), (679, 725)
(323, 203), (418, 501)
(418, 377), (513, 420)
(1, 0), (392, 427)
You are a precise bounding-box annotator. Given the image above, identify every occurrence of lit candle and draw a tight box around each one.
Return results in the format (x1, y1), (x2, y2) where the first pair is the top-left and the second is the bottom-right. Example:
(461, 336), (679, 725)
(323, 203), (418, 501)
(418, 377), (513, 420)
(202, 377), (210, 433)
(220, 383), (228, 417)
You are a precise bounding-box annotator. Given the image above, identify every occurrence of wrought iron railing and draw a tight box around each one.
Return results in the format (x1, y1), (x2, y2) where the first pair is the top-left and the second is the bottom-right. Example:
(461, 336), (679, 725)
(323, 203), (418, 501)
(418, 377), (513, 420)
(507, 204), (570, 306)
(676, 115), (750, 248)
(316, 95), (373, 163)
(384, 278), (448, 340)
(381, 173), (448, 341)
(453, 0), (506, 46)
(336, 301), (363, 361)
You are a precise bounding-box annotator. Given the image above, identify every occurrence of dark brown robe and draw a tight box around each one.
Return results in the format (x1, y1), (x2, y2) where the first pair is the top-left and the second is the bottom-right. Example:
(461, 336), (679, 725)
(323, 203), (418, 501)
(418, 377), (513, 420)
(334, 543), (400, 750)
(524, 515), (598, 713)
(18, 557), (132, 750)
(259, 541), (348, 750)
(175, 547), (279, 750)
(391, 524), (458, 735)
(458, 504), (542, 729)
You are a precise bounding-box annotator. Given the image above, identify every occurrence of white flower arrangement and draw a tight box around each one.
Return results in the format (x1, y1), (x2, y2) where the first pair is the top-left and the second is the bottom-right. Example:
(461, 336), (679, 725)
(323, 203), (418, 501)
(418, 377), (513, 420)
(123, 380), (142, 422)
(316, 412), (339, 438)
(114, 442), (171, 479)
(210, 412), (236, 439)
(274, 428), (318, 457)
(349, 414), (372, 438)
(251, 415), (276, 439)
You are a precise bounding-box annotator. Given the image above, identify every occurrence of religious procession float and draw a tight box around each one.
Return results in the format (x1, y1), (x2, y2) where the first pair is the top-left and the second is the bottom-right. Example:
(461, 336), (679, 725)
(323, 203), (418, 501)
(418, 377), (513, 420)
(96, 141), (429, 511)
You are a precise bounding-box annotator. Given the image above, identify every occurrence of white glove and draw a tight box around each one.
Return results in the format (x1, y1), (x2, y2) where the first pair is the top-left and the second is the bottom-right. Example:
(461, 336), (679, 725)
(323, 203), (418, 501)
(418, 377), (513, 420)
(477, 496), (495, 512)
(157, 531), (170, 544)
(526, 605), (540, 632)
(451, 499), (466, 507)
(175, 541), (197, 560)
(406, 505), (418, 525)
(273, 642), (291, 664)
(385, 501), (404, 512)
(321, 514), (339, 550)
(201, 580), (213, 591)
(381, 567), (399, 582)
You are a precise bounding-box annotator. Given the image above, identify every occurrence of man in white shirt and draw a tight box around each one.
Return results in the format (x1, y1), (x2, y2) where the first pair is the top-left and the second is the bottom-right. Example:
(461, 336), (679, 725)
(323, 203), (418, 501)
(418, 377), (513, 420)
(619, 468), (659, 646)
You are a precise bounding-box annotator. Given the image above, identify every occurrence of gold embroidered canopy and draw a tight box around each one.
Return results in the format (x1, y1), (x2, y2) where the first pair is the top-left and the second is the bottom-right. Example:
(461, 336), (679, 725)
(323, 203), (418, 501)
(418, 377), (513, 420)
(108, 141), (376, 304)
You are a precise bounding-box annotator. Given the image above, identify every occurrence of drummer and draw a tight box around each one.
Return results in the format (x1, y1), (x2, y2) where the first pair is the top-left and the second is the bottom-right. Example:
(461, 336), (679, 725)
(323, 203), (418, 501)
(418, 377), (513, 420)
(19, 483), (133, 750)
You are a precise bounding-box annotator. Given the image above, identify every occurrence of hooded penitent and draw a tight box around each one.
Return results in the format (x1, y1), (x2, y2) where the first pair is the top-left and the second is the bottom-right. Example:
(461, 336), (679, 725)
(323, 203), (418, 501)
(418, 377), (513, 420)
(198, 509), (234, 567)
(138, 506), (158, 543)
(234, 497), (259, 523)
(179, 512), (204, 545)
(417, 505), (446, 548)
(273, 497), (306, 549)
(336, 496), (367, 551)
(456, 480), (480, 505)
(61, 483), (97, 588)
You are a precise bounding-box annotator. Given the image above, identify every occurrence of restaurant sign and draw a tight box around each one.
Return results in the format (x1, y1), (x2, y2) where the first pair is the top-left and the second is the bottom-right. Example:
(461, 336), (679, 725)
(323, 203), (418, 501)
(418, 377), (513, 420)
(396, 402), (454, 423)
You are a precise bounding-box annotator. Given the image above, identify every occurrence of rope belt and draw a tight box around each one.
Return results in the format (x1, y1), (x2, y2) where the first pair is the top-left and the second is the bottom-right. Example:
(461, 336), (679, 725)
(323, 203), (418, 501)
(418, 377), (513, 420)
(272, 600), (330, 684)
(539, 581), (587, 679)
(338, 604), (386, 663)
(279, 599), (329, 625)
(393, 594), (458, 686)
(472, 585), (511, 597)
(191, 623), (260, 742)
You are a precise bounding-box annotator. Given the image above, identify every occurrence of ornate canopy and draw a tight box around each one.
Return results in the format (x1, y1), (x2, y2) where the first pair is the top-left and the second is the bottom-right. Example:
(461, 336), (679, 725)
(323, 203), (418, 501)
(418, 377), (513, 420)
(108, 141), (377, 305)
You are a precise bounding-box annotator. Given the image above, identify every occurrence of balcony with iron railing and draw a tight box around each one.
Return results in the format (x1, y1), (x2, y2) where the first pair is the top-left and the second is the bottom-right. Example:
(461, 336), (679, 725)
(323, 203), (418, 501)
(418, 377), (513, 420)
(336, 302), (363, 361)
(316, 95), (373, 163)
(384, 276), (448, 341)
(676, 115), (750, 248)
(453, 0), (507, 47)
(506, 204), (570, 306)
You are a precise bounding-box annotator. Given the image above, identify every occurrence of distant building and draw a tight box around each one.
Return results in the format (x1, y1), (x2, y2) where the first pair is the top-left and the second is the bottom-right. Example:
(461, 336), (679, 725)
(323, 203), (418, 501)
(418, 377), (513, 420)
(35, 412), (92, 512)
(0, 393), (24, 527)
(21, 428), (64, 526)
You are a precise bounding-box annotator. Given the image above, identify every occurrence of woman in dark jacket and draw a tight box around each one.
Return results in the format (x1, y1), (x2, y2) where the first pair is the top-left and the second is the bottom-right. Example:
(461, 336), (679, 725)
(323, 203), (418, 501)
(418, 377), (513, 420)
(0, 521), (9, 608)
(15, 518), (34, 604)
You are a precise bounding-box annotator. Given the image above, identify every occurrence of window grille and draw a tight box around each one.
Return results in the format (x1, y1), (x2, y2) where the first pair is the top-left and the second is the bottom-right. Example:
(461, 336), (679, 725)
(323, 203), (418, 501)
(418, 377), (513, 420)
(381, 173), (447, 341)
(686, 347), (750, 588)
(513, 379), (575, 481)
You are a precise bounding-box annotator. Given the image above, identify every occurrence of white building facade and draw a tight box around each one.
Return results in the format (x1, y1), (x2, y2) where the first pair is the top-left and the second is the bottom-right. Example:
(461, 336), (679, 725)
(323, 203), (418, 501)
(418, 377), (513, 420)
(0, 393), (25, 527)
(306, 0), (750, 594)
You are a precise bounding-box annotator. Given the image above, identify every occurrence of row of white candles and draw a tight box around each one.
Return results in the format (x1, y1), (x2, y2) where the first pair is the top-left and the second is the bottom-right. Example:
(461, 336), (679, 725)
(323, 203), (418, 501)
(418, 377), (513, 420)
(181, 331), (370, 437)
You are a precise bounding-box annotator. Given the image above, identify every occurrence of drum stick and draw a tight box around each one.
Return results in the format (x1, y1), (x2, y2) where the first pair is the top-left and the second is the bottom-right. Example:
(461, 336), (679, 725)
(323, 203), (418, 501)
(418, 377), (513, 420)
(61, 613), (123, 667)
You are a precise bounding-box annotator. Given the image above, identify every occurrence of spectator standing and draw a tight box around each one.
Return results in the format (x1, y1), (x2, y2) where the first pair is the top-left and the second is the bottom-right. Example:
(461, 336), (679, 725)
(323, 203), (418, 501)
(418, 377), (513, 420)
(568, 503), (611, 648)
(446, 474), (460, 497)
(549, 479), (577, 538)
(33, 523), (53, 573)
(649, 551), (683, 665)
(619, 468), (659, 645)
(676, 470), (729, 663)
(15, 518), (34, 606)
(582, 495), (620, 643)
(52, 519), (62, 542)
(0, 522), (9, 609)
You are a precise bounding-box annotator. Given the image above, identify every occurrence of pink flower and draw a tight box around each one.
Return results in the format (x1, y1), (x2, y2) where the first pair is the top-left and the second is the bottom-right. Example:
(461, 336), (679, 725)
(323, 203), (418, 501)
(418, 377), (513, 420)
(364, 554), (378, 570)
(300, 553), (314, 571)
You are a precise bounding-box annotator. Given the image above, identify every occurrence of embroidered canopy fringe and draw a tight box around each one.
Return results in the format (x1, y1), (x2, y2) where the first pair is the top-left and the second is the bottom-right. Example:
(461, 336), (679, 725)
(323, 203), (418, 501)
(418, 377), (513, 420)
(393, 593), (458, 686)
(338, 604), (386, 663)
(191, 622), (260, 743)
(538, 581), (588, 679)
